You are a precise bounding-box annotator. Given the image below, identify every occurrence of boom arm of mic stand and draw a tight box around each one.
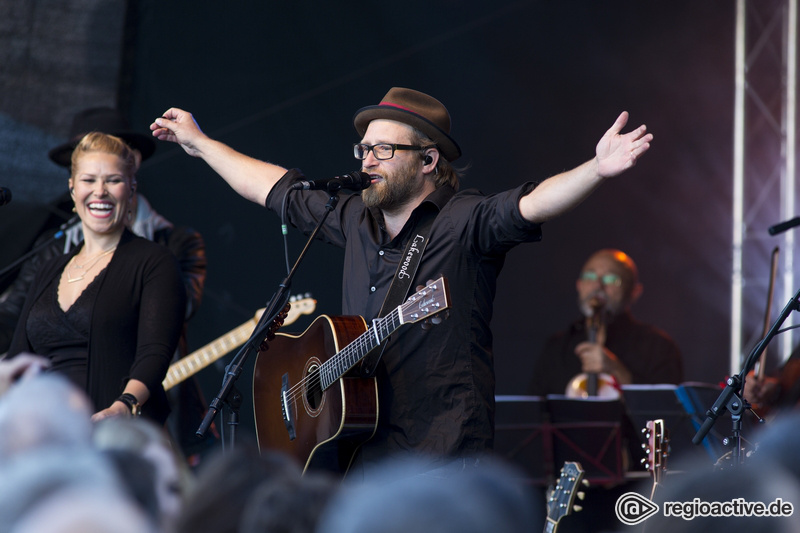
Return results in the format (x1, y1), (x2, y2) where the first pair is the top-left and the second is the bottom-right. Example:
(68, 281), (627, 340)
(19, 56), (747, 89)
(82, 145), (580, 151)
(196, 191), (340, 439)
(0, 216), (79, 280)
(693, 286), (800, 445)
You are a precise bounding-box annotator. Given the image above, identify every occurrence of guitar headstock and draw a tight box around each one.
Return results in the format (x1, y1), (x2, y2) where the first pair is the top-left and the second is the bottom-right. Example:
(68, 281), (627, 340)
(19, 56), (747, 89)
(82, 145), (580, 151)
(399, 276), (450, 325)
(256, 294), (318, 350)
(545, 461), (587, 532)
(641, 419), (669, 485)
(286, 295), (317, 326)
(263, 303), (291, 343)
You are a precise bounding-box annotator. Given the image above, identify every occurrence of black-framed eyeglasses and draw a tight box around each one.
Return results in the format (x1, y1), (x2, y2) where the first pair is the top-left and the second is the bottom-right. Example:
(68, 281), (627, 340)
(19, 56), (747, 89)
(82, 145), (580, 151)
(353, 143), (425, 161)
(578, 271), (622, 287)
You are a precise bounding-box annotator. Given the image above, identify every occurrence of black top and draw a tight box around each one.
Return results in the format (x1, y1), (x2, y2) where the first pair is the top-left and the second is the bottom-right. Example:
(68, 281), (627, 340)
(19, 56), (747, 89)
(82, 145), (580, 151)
(267, 169), (543, 469)
(528, 311), (684, 396)
(8, 230), (186, 424)
(25, 266), (103, 390)
(0, 220), (206, 354)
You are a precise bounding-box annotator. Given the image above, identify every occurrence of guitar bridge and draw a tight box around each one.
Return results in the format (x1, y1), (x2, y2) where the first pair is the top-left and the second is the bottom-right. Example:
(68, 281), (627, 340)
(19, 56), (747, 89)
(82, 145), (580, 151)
(281, 373), (296, 440)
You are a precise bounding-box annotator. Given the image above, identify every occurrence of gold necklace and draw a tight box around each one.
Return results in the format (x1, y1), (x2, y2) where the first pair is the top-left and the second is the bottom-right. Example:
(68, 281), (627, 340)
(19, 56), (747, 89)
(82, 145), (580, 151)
(65, 246), (117, 283)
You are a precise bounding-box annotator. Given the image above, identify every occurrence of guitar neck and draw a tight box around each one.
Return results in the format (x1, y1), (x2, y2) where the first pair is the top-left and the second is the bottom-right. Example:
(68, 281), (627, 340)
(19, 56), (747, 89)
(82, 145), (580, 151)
(643, 419), (668, 499)
(163, 317), (258, 390)
(163, 297), (316, 390)
(314, 276), (448, 390)
(544, 461), (586, 533)
(319, 308), (402, 390)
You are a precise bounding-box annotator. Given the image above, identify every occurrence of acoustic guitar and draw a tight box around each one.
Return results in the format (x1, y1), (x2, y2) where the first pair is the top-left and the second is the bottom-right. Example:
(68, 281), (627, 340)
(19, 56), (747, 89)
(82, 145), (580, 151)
(543, 461), (587, 533)
(162, 296), (316, 391)
(252, 276), (451, 474)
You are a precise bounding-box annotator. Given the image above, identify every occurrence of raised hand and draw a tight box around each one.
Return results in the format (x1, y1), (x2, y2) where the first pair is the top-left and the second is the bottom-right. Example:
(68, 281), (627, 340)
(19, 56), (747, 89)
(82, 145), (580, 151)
(150, 108), (207, 158)
(595, 111), (653, 178)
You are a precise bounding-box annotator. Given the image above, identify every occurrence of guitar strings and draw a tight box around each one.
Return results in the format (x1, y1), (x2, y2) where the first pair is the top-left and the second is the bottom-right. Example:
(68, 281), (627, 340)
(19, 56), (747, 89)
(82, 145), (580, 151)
(283, 312), (397, 403)
(282, 310), (401, 403)
(282, 329), (373, 403)
(282, 280), (439, 404)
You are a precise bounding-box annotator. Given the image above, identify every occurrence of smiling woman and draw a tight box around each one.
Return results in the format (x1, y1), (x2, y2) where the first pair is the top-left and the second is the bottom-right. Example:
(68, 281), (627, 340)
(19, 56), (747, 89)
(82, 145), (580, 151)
(5, 132), (187, 426)
(60, 134), (137, 309)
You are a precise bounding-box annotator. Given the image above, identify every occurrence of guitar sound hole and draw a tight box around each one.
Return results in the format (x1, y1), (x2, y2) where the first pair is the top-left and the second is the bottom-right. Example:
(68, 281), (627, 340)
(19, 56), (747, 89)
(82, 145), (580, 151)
(305, 365), (324, 410)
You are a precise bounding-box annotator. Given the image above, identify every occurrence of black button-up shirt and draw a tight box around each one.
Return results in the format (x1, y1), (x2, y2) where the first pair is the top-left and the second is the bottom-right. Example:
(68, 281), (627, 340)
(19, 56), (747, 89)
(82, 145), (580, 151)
(528, 311), (684, 396)
(267, 169), (542, 468)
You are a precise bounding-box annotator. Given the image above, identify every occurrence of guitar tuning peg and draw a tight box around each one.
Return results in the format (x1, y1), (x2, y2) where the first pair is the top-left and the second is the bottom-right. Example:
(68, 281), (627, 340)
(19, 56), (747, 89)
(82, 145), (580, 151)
(581, 479), (590, 487)
(573, 505), (583, 513)
(641, 443), (647, 449)
(576, 492), (585, 500)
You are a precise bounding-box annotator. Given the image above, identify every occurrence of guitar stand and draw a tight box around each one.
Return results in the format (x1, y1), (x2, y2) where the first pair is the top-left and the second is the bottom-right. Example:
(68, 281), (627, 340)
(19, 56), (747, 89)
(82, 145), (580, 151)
(692, 286), (800, 465)
(195, 185), (342, 450)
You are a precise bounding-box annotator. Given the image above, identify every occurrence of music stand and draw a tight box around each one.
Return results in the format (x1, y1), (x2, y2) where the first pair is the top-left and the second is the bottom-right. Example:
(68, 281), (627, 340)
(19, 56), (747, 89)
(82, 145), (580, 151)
(546, 395), (626, 485)
(493, 395), (550, 484)
(494, 395), (631, 485)
(621, 383), (720, 468)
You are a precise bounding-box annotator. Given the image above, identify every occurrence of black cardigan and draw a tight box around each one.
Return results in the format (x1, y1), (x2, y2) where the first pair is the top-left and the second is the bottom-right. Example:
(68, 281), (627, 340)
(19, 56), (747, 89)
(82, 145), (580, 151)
(8, 229), (186, 424)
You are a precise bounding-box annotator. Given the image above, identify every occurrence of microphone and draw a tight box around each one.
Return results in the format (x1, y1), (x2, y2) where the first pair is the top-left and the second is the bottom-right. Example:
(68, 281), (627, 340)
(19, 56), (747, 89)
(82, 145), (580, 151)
(768, 216), (800, 236)
(290, 171), (372, 192)
(0, 187), (11, 207)
(588, 295), (606, 335)
(589, 294), (606, 312)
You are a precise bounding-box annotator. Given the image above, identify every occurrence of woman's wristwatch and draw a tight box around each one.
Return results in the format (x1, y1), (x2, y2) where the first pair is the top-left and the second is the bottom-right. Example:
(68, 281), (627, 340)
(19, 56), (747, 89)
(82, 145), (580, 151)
(116, 393), (141, 417)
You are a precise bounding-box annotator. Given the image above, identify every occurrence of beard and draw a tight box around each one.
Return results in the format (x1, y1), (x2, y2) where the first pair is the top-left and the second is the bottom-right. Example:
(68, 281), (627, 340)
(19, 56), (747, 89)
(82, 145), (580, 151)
(361, 158), (423, 211)
(578, 290), (623, 320)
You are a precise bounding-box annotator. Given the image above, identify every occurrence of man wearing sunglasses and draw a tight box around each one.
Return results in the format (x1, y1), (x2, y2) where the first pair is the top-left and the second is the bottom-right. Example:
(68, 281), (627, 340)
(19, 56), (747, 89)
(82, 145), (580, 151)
(151, 88), (652, 479)
(528, 248), (683, 397)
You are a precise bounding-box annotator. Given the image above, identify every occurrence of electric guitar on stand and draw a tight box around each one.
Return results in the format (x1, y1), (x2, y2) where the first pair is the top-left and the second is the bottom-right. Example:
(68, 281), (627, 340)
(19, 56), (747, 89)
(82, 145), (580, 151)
(162, 295), (316, 391)
(252, 276), (450, 474)
(544, 461), (587, 533)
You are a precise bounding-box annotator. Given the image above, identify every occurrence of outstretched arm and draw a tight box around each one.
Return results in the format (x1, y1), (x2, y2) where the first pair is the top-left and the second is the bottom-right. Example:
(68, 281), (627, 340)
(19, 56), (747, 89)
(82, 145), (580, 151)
(519, 111), (653, 223)
(150, 108), (288, 205)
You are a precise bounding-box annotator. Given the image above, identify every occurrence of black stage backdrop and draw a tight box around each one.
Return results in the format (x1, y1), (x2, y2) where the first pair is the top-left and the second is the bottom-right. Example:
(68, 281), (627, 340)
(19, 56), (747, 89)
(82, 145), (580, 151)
(116, 0), (741, 435)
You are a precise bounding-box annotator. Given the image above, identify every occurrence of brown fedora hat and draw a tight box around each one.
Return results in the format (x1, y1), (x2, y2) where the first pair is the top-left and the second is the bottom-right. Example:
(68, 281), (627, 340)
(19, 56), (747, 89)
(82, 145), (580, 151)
(353, 87), (461, 162)
(48, 107), (156, 167)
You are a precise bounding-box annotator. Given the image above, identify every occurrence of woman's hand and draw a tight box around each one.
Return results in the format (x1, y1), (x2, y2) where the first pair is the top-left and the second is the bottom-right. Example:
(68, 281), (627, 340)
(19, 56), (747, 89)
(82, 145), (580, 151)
(91, 400), (133, 422)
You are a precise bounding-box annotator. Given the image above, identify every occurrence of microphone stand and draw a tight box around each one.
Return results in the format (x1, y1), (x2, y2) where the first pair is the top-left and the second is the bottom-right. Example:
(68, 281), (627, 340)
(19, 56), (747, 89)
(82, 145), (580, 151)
(692, 286), (800, 466)
(195, 187), (342, 449)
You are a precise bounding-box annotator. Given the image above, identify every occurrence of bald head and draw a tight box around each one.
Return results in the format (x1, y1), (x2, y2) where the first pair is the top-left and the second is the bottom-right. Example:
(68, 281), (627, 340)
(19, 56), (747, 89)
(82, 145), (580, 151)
(576, 249), (642, 318)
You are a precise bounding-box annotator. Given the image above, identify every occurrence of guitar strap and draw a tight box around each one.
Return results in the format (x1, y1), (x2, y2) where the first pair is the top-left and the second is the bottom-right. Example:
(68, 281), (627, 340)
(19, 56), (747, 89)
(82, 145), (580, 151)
(359, 209), (437, 377)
